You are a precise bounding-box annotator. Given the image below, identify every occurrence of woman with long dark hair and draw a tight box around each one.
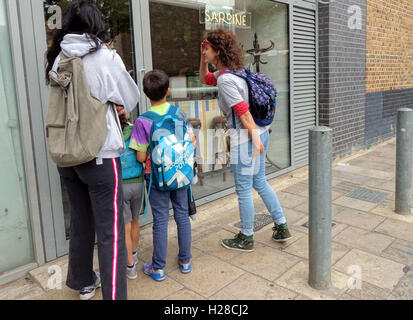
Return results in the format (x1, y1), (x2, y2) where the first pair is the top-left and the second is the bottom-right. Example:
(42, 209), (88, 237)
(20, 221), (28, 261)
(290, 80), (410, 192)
(45, 0), (140, 300)
(200, 29), (291, 252)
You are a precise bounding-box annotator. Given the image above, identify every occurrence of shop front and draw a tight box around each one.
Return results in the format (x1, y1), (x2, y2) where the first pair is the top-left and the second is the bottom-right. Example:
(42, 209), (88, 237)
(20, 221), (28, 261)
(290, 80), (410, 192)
(1, 0), (317, 282)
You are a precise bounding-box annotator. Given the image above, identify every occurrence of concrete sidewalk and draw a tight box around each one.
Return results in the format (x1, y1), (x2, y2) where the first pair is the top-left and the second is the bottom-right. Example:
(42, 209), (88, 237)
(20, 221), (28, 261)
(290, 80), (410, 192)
(2, 137), (413, 300)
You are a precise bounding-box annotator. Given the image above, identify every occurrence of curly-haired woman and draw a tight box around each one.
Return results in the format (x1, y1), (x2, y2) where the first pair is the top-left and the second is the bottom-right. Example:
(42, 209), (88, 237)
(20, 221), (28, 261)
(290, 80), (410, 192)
(200, 29), (291, 252)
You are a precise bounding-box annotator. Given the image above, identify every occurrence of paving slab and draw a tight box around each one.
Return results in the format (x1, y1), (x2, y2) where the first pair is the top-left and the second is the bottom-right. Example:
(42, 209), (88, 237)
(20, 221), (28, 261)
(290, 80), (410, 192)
(360, 155), (395, 166)
(381, 239), (413, 266)
(276, 192), (308, 209)
(375, 218), (413, 242)
(347, 159), (395, 172)
(332, 209), (386, 231)
(163, 289), (206, 300)
(281, 182), (308, 197)
(333, 196), (380, 212)
(209, 273), (297, 300)
(332, 226), (395, 255)
(331, 170), (371, 185)
(191, 224), (222, 243)
(294, 201), (346, 216)
(333, 249), (406, 291)
(338, 293), (359, 300)
(284, 236), (350, 264)
(227, 243), (302, 282)
(291, 217), (348, 238)
(35, 285), (81, 300)
(333, 164), (394, 181)
(127, 266), (184, 300)
(370, 200), (413, 222)
(364, 178), (396, 193)
(294, 294), (312, 300)
(274, 261), (349, 300)
(345, 280), (392, 300)
(333, 181), (362, 195)
(192, 229), (243, 261)
(0, 277), (44, 300)
(167, 255), (245, 298)
(387, 265), (413, 300)
(282, 207), (307, 224)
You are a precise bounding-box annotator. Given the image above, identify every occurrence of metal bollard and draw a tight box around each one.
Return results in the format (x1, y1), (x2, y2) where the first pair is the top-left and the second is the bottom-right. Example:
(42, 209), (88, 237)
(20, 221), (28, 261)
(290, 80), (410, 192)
(308, 126), (333, 290)
(395, 108), (413, 215)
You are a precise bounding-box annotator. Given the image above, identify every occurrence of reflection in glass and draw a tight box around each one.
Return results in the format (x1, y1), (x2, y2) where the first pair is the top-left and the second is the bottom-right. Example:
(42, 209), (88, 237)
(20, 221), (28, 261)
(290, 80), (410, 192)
(149, 0), (290, 200)
(0, 0), (34, 273)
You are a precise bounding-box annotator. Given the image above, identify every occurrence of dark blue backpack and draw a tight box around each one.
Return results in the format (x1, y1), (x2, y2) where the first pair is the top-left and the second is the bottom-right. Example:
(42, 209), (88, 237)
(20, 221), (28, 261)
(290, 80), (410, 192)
(225, 69), (277, 127)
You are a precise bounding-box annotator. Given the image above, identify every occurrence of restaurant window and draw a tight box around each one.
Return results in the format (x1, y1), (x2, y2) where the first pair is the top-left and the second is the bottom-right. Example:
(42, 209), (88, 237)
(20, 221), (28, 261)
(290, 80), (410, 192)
(149, 0), (290, 200)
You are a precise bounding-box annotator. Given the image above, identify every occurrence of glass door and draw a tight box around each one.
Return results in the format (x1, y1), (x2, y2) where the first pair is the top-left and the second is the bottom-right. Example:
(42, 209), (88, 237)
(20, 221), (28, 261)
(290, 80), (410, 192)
(0, 0), (34, 273)
(41, 0), (152, 248)
(139, 0), (291, 202)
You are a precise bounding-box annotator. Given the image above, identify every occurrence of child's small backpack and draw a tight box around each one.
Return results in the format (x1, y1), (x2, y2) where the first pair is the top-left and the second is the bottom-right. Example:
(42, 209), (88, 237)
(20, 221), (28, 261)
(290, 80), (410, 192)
(120, 125), (143, 180)
(225, 69), (277, 127)
(141, 105), (195, 215)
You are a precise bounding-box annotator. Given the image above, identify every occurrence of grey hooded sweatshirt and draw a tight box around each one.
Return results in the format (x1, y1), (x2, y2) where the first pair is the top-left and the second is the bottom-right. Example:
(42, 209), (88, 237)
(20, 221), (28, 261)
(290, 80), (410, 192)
(51, 33), (140, 159)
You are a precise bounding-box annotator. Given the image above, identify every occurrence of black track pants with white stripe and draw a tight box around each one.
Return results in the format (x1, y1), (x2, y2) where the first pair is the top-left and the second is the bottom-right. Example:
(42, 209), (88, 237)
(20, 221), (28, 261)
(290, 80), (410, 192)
(58, 158), (127, 300)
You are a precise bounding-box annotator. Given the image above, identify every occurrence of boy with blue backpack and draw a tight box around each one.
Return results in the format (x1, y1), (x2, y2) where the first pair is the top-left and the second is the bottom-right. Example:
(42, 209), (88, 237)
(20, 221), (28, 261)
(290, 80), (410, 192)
(129, 70), (196, 281)
(119, 113), (144, 280)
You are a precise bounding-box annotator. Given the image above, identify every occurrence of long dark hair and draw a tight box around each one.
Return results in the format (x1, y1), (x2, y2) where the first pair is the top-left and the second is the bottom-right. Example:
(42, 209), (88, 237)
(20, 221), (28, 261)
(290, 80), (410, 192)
(45, 0), (111, 83)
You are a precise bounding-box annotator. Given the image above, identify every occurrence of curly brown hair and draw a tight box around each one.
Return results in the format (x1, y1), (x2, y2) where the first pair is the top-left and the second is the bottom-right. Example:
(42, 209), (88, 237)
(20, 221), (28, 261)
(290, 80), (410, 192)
(205, 29), (245, 71)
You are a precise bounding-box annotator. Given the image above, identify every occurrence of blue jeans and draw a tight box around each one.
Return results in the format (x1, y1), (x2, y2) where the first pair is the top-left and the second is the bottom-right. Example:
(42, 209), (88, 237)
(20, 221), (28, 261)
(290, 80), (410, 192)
(145, 175), (192, 271)
(231, 130), (287, 236)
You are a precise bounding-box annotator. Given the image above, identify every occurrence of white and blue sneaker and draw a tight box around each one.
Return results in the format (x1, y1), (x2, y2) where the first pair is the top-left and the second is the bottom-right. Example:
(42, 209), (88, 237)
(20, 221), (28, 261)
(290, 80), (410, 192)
(79, 271), (101, 300)
(179, 261), (192, 274)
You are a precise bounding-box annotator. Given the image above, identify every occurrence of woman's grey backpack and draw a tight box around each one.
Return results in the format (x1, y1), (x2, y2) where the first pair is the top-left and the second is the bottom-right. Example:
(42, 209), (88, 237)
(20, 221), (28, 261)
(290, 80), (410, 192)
(46, 52), (108, 167)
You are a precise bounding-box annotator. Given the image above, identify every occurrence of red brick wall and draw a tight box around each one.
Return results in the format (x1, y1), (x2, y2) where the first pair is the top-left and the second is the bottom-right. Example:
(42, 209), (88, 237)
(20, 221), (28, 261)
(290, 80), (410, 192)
(366, 0), (413, 92)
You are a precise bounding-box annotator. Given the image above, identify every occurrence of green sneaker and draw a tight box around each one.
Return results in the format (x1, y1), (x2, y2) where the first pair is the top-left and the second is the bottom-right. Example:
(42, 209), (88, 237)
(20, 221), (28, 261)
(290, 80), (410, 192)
(272, 223), (292, 242)
(221, 232), (254, 252)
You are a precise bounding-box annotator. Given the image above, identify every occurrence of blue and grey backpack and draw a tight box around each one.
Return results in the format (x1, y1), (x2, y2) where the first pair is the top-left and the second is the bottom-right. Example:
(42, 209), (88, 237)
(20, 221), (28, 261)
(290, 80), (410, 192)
(120, 125), (143, 180)
(225, 69), (277, 127)
(141, 105), (195, 215)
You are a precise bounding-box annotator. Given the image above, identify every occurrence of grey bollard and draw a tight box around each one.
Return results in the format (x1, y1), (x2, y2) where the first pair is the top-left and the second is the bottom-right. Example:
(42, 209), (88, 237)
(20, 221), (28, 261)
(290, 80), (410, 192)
(308, 126), (332, 290)
(395, 108), (413, 215)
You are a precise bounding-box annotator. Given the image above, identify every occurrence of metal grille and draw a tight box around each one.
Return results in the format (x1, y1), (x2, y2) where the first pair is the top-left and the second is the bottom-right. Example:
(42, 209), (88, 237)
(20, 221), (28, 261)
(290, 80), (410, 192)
(292, 5), (317, 165)
(234, 214), (274, 232)
(347, 187), (389, 204)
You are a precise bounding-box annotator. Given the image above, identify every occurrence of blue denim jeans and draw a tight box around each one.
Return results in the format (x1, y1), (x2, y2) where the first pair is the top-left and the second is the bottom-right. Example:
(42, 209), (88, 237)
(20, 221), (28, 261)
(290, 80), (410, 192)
(145, 175), (192, 271)
(231, 130), (287, 236)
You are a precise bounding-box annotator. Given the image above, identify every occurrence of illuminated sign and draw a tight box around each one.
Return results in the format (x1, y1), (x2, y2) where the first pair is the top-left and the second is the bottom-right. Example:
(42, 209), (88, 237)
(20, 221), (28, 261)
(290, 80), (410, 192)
(200, 7), (251, 29)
